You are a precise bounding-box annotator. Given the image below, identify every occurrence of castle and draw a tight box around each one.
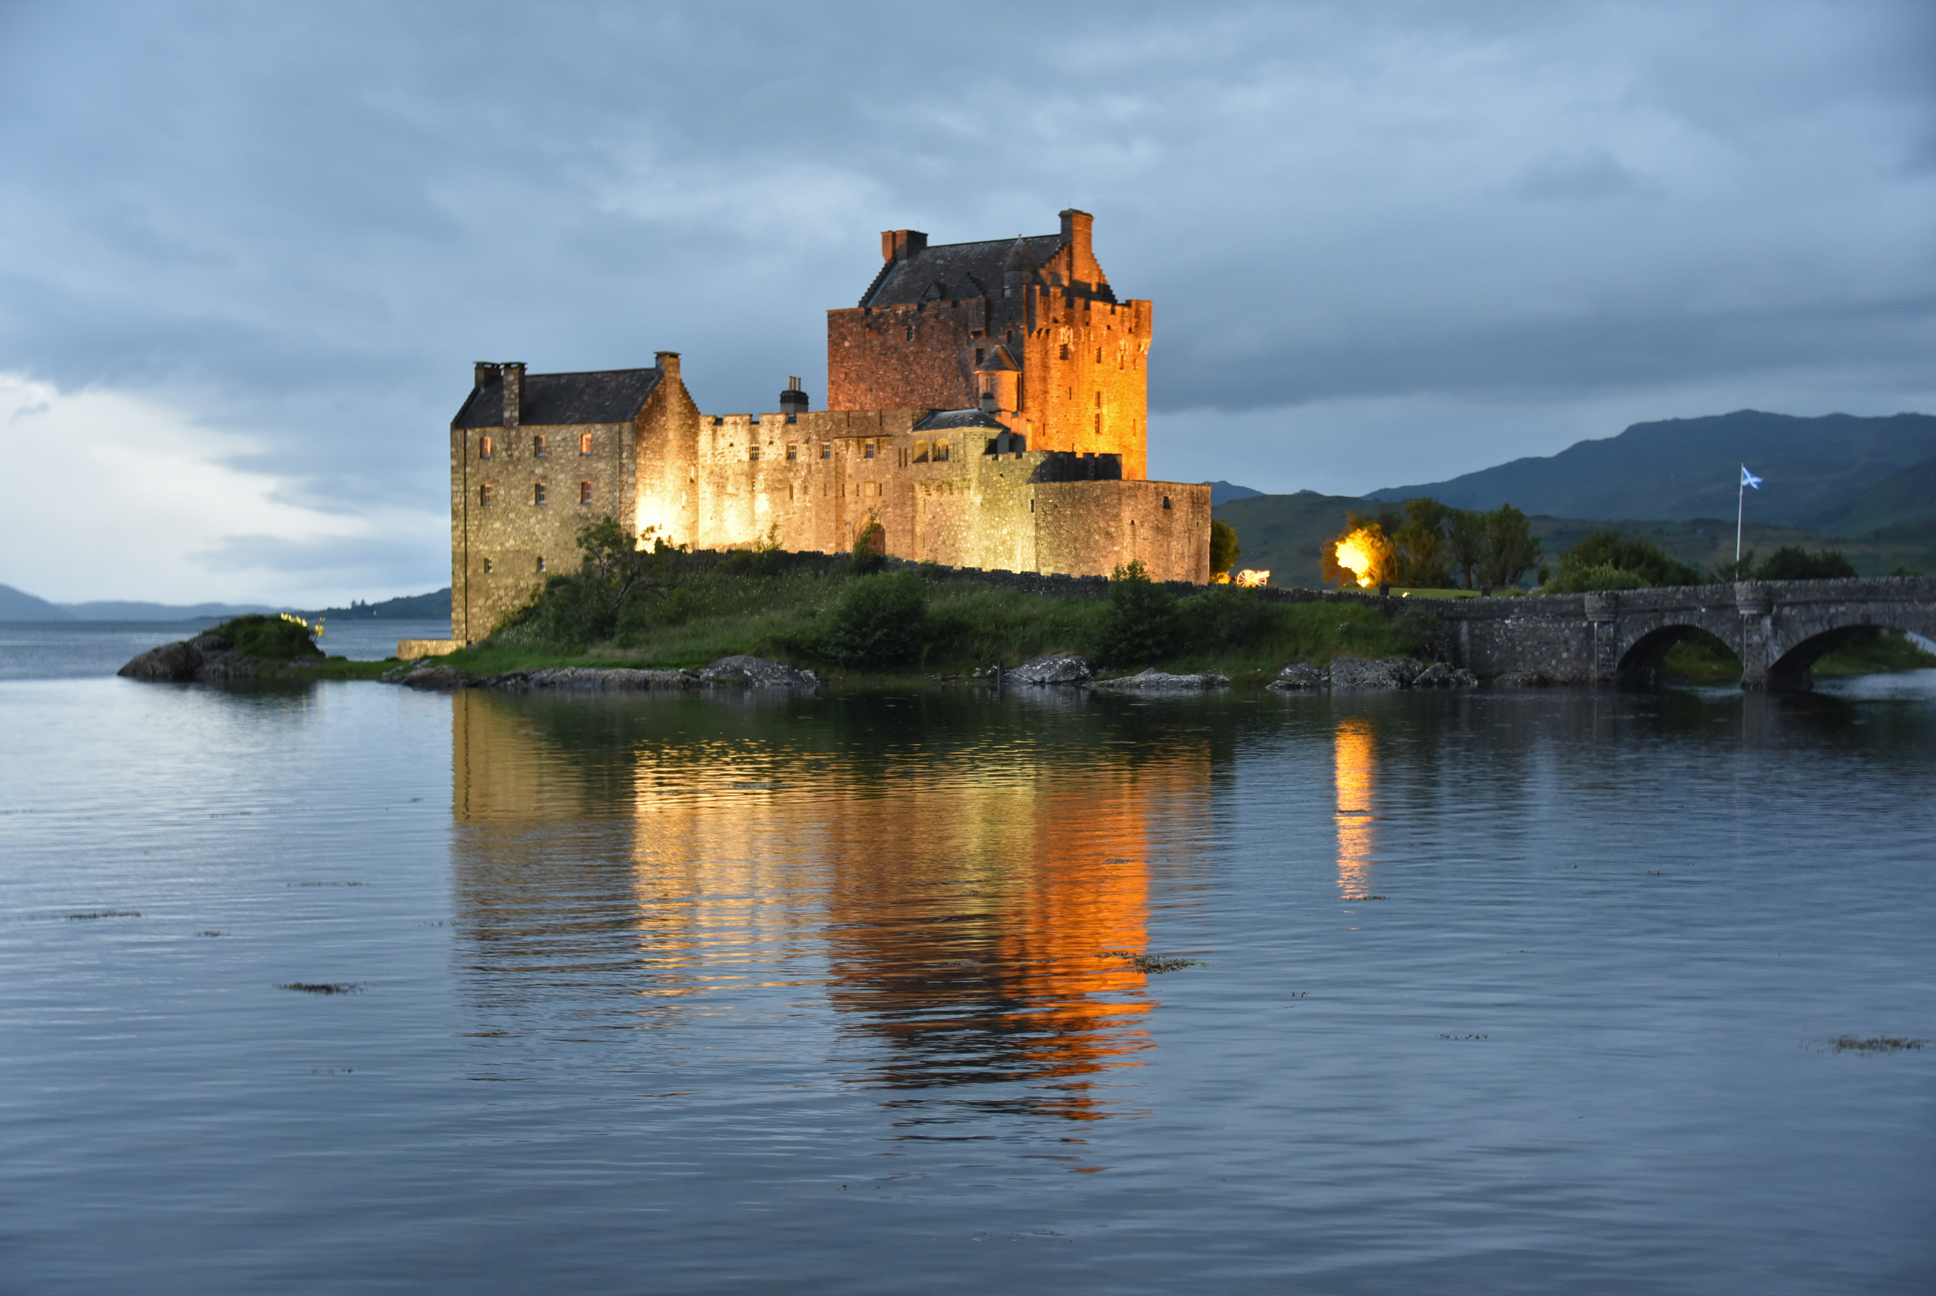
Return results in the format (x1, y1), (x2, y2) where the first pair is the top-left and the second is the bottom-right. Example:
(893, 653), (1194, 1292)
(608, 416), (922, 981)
(443, 209), (1210, 643)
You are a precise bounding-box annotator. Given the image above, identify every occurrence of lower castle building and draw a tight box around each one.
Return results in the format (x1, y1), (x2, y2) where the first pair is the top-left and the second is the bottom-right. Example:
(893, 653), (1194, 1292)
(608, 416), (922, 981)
(445, 210), (1210, 644)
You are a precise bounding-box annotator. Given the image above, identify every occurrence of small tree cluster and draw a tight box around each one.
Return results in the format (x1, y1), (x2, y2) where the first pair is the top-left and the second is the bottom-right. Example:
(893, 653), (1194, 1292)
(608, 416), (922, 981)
(1322, 498), (1541, 590)
(1544, 530), (1703, 593)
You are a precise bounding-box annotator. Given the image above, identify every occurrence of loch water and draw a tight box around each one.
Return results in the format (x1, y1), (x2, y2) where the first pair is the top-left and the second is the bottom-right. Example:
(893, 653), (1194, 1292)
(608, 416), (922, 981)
(2, 651), (1933, 1293)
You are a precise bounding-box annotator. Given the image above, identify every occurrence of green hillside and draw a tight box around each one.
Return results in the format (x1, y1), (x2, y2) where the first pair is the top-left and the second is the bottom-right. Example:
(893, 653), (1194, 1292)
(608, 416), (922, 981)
(1366, 411), (1936, 526)
(1810, 455), (1936, 534)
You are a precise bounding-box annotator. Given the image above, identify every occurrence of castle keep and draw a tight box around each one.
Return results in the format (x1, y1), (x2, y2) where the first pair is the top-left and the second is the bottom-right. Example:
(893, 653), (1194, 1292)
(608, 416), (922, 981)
(446, 210), (1210, 643)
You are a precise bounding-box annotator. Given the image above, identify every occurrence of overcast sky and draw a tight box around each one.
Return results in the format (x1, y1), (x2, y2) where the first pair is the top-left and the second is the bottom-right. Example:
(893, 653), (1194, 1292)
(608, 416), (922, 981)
(2, 0), (1932, 604)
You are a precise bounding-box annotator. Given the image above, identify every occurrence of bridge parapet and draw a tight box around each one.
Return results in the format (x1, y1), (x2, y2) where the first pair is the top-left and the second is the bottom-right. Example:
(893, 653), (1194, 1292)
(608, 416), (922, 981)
(1434, 575), (1936, 690)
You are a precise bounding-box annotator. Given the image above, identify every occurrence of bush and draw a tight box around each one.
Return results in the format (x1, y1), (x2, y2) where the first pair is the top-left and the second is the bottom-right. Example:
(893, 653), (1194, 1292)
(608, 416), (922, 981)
(1209, 519), (1242, 578)
(1179, 584), (1267, 650)
(212, 614), (322, 659)
(1094, 559), (1181, 665)
(1546, 530), (1700, 592)
(818, 572), (929, 667)
(852, 519), (887, 575)
(1756, 546), (1857, 581)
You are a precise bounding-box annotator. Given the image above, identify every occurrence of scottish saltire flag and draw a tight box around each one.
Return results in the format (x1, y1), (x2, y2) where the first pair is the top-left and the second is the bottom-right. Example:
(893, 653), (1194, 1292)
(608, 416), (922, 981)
(1741, 465), (1762, 489)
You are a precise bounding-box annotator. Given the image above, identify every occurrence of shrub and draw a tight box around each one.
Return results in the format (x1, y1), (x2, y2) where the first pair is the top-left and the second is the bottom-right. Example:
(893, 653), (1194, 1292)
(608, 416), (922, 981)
(1547, 530), (1699, 592)
(819, 572), (929, 667)
(1209, 519), (1242, 578)
(852, 518), (887, 575)
(1094, 559), (1181, 665)
(212, 614), (322, 660)
(1756, 546), (1857, 581)
(1179, 584), (1267, 650)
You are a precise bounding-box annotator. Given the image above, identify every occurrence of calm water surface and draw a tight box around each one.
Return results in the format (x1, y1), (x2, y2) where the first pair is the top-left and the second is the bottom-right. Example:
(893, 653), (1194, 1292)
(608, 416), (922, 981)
(2, 654), (1932, 1293)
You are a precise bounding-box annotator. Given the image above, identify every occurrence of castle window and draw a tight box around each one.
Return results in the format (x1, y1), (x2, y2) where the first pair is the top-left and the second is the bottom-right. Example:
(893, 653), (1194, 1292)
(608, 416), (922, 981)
(821, 443), (831, 460)
(533, 435), (547, 457)
(536, 556), (546, 573)
(1029, 498), (1035, 513)
(479, 436), (493, 459)
(478, 484), (493, 507)
(974, 348), (984, 364)
(483, 557), (493, 573)
(1094, 414), (1102, 435)
(905, 323), (916, 341)
(934, 439), (949, 462)
(749, 445), (760, 462)
(1096, 348), (1103, 363)
(864, 441), (875, 459)
(534, 483), (546, 505)
(913, 440), (929, 463)
(579, 481), (592, 505)
(1059, 344), (1069, 360)
(1095, 391), (1103, 408)
(1163, 496), (1172, 510)
(579, 432), (593, 455)
(786, 444), (798, 461)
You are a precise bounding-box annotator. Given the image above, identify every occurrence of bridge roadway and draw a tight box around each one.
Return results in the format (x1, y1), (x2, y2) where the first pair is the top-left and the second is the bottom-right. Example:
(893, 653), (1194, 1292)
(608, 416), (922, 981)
(1432, 575), (1936, 691)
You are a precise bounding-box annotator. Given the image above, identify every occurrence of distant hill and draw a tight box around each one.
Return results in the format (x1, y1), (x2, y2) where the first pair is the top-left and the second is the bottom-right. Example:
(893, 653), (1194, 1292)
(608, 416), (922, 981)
(1809, 454), (1936, 535)
(1207, 481), (1263, 506)
(61, 599), (278, 621)
(0, 583), (74, 621)
(1368, 411), (1936, 526)
(307, 588), (452, 621)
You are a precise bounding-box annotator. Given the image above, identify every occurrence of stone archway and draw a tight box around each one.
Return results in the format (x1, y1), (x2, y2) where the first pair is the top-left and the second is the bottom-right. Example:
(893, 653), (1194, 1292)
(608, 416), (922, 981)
(1615, 624), (1741, 687)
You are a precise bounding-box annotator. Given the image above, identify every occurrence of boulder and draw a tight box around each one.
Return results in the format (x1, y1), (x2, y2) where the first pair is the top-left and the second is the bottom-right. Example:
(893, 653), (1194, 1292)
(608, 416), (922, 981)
(1089, 667), (1230, 692)
(1412, 661), (1479, 688)
(397, 664), (478, 690)
(1328, 656), (1424, 689)
(1268, 662), (1328, 691)
(697, 655), (822, 688)
(1008, 652), (1092, 685)
(117, 641), (203, 681)
(187, 633), (233, 654)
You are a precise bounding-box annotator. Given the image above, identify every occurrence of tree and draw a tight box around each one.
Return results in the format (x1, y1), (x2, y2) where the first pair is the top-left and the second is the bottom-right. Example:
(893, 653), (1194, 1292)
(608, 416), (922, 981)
(852, 515), (887, 574)
(1479, 505), (1541, 589)
(1209, 519), (1242, 578)
(1393, 498), (1455, 587)
(1548, 529), (1700, 592)
(1446, 509), (1488, 590)
(1756, 546), (1856, 581)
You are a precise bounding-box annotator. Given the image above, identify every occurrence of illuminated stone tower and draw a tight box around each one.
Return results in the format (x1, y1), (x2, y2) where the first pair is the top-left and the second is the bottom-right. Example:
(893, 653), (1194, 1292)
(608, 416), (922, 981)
(825, 209), (1152, 480)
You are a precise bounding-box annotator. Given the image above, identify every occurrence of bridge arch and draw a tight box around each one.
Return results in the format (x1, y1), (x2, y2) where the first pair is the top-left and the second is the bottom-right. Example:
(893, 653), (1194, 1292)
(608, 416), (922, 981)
(1615, 624), (1742, 686)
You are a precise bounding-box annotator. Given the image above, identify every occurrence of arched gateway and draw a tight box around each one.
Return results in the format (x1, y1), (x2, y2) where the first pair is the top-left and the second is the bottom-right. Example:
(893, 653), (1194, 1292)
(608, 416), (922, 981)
(1437, 576), (1936, 692)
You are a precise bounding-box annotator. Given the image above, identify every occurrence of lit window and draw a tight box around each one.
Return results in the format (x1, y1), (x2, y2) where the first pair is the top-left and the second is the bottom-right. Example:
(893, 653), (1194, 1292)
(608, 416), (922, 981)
(533, 435), (547, 457)
(786, 444), (798, 461)
(579, 432), (593, 455)
(864, 441), (875, 460)
(934, 439), (949, 462)
(479, 436), (494, 459)
(534, 483), (546, 505)
(479, 484), (493, 507)
(536, 556), (546, 573)
(578, 481), (592, 505)
(821, 443), (831, 460)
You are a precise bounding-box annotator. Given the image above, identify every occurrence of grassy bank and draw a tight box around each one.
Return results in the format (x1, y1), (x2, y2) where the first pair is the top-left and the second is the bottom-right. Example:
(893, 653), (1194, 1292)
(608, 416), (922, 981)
(438, 555), (1434, 687)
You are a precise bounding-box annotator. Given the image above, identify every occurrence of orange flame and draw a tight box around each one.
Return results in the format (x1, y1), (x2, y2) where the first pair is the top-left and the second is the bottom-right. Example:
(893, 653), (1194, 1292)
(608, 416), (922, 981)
(1334, 527), (1382, 588)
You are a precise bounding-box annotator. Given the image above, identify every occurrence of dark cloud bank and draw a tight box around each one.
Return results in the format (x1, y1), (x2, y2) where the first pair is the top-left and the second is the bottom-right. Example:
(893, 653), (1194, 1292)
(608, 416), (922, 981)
(1, 0), (1931, 597)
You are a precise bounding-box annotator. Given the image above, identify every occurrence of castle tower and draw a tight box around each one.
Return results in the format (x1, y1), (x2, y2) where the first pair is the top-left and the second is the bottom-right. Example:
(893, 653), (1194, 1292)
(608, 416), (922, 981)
(825, 209), (1152, 479)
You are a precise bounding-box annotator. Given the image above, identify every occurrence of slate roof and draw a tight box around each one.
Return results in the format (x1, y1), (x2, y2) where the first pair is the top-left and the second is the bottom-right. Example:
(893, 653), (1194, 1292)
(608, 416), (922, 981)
(914, 409), (1009, 431)
(452, 367), (663, 429)
(859, 234), (1067, 308)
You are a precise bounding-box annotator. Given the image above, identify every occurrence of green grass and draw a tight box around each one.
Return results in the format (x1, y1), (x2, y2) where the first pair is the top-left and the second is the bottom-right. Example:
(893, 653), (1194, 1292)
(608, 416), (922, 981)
(1659, 627), (1936, 685)
(439, 565), (1434, 684)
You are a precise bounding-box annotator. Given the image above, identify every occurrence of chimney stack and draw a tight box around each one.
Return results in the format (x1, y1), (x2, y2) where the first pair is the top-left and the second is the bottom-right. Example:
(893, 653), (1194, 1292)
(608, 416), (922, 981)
(880, 229), (928, 263)
(1058, 208), (1097, 284)
(501, 362), (525, 429)
(474, 361), (500, 388)
(656, 351), (681, 384)
(779, 375), (808, 421)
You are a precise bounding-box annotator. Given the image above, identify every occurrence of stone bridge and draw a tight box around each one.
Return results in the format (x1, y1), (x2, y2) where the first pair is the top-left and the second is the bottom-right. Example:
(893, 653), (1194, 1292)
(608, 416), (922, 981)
(1433, 576), (1936, 690)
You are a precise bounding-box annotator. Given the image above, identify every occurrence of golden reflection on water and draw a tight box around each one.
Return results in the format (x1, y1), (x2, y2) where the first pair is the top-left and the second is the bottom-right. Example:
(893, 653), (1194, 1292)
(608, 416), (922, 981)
(1334, 716), (1377, 896)
(449, 692), (1210, 1119)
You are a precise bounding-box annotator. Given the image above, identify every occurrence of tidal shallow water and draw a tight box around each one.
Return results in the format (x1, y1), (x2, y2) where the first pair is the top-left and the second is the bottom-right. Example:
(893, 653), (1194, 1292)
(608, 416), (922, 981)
(1, 669), (1932, 1294)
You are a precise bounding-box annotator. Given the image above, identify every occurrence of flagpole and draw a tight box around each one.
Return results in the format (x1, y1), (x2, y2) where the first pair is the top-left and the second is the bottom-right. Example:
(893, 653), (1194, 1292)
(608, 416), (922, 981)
(1742, 462), (1757, 569)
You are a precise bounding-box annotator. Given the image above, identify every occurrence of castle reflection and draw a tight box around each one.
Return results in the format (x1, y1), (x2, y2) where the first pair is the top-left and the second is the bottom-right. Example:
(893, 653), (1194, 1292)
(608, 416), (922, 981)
(448, 690), (1211, 1120)
(1334, 716), (1377, 895)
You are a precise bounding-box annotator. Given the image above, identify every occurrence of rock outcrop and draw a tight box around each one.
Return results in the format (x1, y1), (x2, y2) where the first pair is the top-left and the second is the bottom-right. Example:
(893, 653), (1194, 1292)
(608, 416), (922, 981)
(1007, 652), (1092, 685)
(1268, 662), (1328, 690)
(1412, 661), (1479, 688)
(1089, 667), (1230, 692)
(383, 663), (479, 690)
(118, 633), (264, 683)
(487, 667), (697, 691)
(1328, 656), (1425, 689)
(696, 655), (822, 688)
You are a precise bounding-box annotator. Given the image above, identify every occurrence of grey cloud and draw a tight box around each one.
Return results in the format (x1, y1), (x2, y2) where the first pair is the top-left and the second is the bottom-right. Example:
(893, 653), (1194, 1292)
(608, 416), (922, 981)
(1509, 149), (1655, 200)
